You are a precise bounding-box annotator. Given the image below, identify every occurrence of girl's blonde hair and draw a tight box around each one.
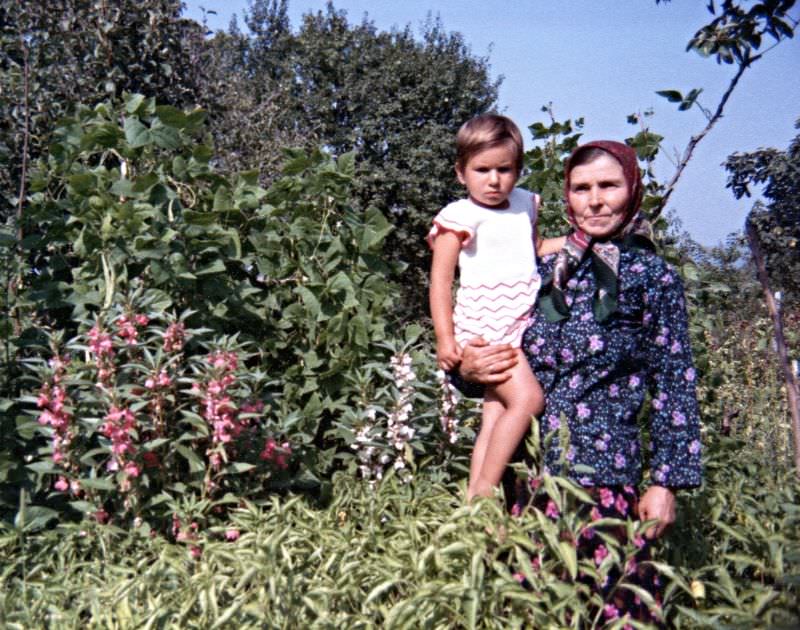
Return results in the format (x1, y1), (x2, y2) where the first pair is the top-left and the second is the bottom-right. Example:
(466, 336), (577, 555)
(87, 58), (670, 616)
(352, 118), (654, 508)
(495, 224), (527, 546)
(455, 114), (524, 174)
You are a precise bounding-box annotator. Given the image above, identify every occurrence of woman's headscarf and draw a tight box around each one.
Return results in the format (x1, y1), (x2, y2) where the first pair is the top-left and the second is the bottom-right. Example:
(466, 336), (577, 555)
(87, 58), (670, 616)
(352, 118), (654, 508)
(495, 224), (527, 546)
(538, 140), (655, 323)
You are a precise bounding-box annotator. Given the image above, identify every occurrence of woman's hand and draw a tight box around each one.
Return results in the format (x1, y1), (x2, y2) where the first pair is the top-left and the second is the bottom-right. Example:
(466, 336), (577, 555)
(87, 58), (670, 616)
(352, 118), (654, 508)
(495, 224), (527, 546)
(457, 338), (518, 384)
(436, 339), (462, 371)
(638, 485), (676, 539)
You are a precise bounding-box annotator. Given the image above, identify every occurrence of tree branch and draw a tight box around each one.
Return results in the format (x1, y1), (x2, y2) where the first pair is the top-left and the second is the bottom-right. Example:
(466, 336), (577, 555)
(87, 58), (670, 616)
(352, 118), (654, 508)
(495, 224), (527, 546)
(10, 0), (31, 337)
(746, 221), (800, 477)
(652, 51), (762, 220)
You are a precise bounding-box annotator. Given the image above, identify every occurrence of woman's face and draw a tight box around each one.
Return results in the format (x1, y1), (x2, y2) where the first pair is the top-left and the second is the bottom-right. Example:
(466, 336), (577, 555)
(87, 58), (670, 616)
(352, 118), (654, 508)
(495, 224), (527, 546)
(567, 153), (631, 239)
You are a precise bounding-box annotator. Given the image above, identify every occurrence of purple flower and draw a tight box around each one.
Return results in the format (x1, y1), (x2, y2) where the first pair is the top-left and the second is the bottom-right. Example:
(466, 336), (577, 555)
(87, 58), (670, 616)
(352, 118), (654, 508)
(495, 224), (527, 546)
(594, 438), (608, 452)
(609, 384), (619, 398)
(544, 355), (556, 367)
(560, 348), (574, 363)
(588, 335), (604, 352)
(535, 336), (546, 346)
(660, 273), (674, 285)
(581, 311), (593, 322)
(528, 343), (540, 355)
(689, 439), (702, 455)
(567, 278), (578, 289)
(599, 488), (615, 508)
(578, 279), (590, 290)
(685, 367), (696, 381)
(579, 476), (592, 486)
(631, 263), (645, 273)
(576, 403), (591, 419)
(643, 311), (653, 325)
(548, 415), (560, 431)
(652, 397), (663, 411)
(566, 446), (576, 462)
(569, 374), (582, 389)
(653, 463), (671, 484)
(655, 335), (667, 346)
(672, 410), (686, 426)
(614, 453), (626, 469)
(628, 375), (641, 389)
(670, 340), (682, 354)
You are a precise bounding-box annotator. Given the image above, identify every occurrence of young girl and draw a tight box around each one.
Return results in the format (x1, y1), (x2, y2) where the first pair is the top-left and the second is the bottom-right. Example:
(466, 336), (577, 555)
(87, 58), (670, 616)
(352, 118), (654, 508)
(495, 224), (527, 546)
(428, 114), (564, 500)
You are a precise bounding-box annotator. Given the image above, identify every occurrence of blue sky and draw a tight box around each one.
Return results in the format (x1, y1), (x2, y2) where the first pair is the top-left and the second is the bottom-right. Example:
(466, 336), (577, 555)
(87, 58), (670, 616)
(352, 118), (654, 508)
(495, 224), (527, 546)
(183, 1), (799, 245)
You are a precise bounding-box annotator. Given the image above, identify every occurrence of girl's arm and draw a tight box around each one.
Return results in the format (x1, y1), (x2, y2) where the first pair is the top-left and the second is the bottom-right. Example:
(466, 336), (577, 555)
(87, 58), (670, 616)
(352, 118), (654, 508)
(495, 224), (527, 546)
(429, 230), (463, 370)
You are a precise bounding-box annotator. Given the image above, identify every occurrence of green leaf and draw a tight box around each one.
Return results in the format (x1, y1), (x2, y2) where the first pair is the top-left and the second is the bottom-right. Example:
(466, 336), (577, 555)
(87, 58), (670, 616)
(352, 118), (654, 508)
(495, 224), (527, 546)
(155, 105), (188, 128)
(655, 90), (684, 103)
(79, 477), (117, 490)
(175, 444), (206, 473)
(124, 117), (151, 148)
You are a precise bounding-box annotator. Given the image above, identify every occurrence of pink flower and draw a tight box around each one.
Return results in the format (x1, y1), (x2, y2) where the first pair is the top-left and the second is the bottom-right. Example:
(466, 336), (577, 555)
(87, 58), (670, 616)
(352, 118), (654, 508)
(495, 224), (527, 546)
(190, 546), (202, 559)
(599, 488), (615, 508)
(123, 461), (141, 478)
(163, 322), (186, 353)
(225, 529), (240, 541)
(54, 476), (69, 492)
(545, 500), (560, 519)
(603, 603), (619, 619)
(614, 493), (629, 515)
(594, 544), (609, 566)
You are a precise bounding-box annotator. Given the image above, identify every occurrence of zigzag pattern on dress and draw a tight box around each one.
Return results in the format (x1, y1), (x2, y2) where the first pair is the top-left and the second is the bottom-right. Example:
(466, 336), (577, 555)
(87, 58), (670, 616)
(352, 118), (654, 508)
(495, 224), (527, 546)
(453, 277), (539, 348)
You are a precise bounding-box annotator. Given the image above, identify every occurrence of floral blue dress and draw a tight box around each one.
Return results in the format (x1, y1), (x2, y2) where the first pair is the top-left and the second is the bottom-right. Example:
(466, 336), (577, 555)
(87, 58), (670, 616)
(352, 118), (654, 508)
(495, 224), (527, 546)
(524, 247), (702, 488)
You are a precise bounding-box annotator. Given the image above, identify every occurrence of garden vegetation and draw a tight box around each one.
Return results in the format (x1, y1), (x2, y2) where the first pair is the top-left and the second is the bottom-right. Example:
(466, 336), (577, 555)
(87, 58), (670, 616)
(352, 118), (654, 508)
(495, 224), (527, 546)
(0, 0), (798, 627)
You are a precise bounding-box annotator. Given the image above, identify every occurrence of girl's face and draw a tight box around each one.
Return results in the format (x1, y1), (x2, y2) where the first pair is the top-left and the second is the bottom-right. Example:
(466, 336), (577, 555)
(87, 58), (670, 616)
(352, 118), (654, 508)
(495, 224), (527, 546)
(567, 153), (631, 239)
(456, 141), (519, 208)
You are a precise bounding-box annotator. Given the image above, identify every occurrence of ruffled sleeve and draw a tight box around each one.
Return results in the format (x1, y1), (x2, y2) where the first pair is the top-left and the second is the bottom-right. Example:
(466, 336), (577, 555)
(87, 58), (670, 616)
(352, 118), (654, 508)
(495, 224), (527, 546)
(643, 264), (703, 488)
(426, 202), (476, 249)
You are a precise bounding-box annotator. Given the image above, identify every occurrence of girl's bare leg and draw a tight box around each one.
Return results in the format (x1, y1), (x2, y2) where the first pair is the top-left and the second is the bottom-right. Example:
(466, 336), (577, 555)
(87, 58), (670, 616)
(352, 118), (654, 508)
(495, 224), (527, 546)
(469, 396), (504, 492)
(468, 350), (543, 500)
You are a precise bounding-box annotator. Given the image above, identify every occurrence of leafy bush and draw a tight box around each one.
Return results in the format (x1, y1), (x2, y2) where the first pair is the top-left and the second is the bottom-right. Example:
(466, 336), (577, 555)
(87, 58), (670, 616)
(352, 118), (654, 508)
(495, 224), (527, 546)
(2, 94), (478, 528)
(2, 443), (797, 628)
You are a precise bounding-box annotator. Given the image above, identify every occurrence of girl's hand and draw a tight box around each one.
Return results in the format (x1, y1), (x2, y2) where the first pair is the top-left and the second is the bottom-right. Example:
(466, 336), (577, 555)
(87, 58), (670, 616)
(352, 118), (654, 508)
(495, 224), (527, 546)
(436, 340), (462, 371)
(458, 338), (517, 384)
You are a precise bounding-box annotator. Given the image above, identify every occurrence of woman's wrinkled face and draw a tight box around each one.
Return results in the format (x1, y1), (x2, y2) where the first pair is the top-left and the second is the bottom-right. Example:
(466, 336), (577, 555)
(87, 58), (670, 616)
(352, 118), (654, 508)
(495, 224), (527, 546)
(567, 153), (631, 239)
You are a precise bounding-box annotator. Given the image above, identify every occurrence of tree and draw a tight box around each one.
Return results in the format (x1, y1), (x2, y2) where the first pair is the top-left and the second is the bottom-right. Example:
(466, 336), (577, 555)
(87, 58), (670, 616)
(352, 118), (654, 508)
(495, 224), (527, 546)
(725, 124), (800, 301)
(0, 0), (206, 222)
(201, 2), (500, 319)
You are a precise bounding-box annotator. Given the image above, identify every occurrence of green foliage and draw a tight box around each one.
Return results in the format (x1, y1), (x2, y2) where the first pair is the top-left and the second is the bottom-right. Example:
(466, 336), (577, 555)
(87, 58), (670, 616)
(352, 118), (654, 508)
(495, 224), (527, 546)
(204, 1), (500, 320)
(725, 124), (800, 303)
(0, 0), (205, 220)
(688, 0), (797, 65)
(2, 95), (462, 518)
(1, 451), (797, 628)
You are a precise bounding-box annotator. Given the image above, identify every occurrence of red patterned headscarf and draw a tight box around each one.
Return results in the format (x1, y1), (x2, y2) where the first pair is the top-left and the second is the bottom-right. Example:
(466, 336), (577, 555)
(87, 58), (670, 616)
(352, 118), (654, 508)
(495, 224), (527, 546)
(538, 141), (654, 323)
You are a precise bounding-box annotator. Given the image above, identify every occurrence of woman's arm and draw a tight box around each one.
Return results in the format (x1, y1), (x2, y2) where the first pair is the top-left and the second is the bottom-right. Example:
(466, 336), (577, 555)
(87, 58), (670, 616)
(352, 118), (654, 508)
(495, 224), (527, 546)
(538, 235), (567, 256)
(643, 265), (703, 490)
(430, 231), (463, 370)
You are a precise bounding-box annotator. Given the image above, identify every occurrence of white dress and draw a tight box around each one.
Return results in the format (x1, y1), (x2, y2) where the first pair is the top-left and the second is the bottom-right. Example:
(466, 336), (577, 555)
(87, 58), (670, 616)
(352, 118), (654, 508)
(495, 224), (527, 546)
(428, 188), (541, 348)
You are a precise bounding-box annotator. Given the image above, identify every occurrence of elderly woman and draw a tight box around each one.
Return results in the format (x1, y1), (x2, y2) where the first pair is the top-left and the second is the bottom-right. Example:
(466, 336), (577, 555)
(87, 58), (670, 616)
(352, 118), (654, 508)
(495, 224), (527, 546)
(456, 140), (702, 623)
